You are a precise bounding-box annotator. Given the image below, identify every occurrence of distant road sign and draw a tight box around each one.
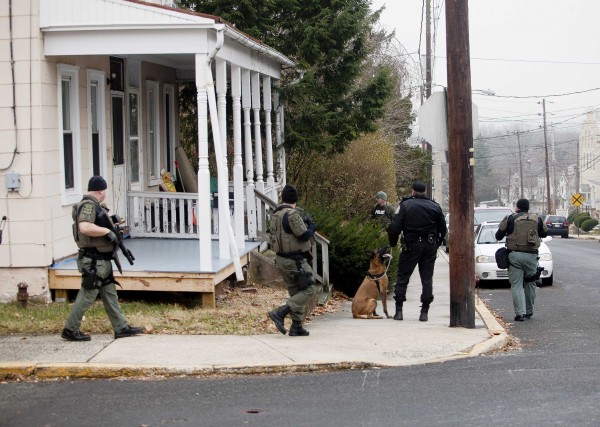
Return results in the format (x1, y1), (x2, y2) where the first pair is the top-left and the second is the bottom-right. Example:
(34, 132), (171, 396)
(571, 193), (584, 206)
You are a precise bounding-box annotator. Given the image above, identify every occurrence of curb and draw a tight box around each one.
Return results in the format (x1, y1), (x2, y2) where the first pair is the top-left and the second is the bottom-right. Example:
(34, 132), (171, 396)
(0, 362), (377, 381)
(471, 295), (509, 355)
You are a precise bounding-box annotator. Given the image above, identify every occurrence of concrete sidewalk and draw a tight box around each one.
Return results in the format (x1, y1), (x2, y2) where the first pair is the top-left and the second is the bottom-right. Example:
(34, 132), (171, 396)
(0, 252), (507, 380)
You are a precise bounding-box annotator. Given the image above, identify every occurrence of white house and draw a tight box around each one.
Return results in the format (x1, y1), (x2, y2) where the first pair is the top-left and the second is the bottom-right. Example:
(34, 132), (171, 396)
(578, 111), (600, 216)
(0, 0), (332, 304)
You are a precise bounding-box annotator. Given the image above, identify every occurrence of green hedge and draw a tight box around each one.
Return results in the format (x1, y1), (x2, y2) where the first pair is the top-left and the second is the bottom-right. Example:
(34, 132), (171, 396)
(308, 204), (397, 297)
(574, 213), (591, 228)
(581, 218), (598, 232)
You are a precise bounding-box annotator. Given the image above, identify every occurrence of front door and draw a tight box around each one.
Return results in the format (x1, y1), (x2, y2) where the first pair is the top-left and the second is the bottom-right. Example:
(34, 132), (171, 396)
(109, 57), (127, 220)
(111, 93), (127, 219)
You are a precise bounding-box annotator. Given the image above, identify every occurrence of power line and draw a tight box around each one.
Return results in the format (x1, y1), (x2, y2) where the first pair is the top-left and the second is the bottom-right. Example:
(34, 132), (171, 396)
(483, 87), (600, 99)
(435, 55), (600, 66)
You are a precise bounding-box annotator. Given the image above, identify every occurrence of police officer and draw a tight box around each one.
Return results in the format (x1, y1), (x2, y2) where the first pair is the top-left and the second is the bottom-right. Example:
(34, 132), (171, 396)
(371, 191), (395, 230)
(388, 181), (447, 321)
(268, 184), (317, 336)
(495, 198), (548, 321)
(61, 176), (143, 341)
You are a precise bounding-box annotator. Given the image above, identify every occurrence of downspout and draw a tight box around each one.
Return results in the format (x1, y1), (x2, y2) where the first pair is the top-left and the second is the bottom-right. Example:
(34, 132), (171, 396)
(205, 25), (244, 281)
(2, 0), (18, 169)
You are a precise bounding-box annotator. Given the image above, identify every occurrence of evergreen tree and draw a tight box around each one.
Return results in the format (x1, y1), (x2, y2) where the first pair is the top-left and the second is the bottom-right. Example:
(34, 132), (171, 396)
(177, 0), (398, 154)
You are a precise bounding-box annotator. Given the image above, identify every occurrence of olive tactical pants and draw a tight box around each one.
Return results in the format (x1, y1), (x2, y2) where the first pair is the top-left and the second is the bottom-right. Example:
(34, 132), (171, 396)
(275, 256), (317, 321)
(64, 258), (129, 332)
(507, 251), (538, 317)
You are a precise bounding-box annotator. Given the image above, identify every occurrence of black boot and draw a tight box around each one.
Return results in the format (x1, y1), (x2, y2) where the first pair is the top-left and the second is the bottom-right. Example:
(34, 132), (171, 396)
(268, 305), (291, 335)
(419, 304), (430, 322)
(393, 303), (403, 321)
(61, 328), (91, 341)
(289, 320), (309, 336)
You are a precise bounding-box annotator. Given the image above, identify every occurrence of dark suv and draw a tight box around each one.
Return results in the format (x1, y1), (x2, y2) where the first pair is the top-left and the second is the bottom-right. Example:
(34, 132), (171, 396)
(544, 215), (569, 238)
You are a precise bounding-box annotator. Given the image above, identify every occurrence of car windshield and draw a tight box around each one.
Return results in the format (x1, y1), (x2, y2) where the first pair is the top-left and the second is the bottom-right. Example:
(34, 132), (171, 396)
(477, 224), (506, 244)
(474, 209), (511, 224)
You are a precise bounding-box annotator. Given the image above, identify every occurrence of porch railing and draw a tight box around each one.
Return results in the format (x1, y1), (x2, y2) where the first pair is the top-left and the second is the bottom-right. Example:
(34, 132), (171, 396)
(126, 189), (330, 294)
(127, 191), (203, 238)
(254, 189), (331, 293)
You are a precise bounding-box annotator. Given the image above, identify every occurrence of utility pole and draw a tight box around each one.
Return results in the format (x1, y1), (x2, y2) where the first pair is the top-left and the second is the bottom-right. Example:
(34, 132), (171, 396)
(550, 125), (558, 209)
(425, 0), (432, 98)
(513, 131), (524, 198)
(446, 0), (475, 328)
(542, 99), (552, 214)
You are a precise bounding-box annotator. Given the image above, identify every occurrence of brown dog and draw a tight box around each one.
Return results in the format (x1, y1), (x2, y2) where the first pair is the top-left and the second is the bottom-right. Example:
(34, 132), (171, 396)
(352, 246), (392, 319)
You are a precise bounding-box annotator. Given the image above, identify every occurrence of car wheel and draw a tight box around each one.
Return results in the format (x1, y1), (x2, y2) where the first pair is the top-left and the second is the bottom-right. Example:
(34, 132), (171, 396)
(563, 234), (568, 239)
(542, 274), (553, 286)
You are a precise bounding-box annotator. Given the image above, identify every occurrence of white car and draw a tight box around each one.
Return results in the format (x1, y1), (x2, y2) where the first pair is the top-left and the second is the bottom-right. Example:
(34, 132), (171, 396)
(474, 221), (554, 286)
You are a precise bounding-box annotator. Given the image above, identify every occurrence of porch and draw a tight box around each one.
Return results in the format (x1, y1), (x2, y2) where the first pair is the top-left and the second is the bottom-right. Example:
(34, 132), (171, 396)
(49, 189), (332, 307)
(49, 238), (261, 308)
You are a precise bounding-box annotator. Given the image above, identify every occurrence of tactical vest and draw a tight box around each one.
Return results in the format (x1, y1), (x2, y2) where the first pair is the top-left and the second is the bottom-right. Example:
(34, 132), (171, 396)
(269, 206), (311, 254)
(72, 197), (115, 253)
(506, 213), (541, 251)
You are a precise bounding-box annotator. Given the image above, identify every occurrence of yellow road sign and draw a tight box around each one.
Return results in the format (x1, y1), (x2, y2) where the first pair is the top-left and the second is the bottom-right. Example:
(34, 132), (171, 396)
(571, 193), (584, 206)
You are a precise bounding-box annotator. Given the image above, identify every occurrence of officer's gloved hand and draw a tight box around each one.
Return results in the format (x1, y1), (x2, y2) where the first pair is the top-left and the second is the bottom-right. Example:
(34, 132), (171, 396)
(307, 222), (317, 234)
(106, 231), (118, 243)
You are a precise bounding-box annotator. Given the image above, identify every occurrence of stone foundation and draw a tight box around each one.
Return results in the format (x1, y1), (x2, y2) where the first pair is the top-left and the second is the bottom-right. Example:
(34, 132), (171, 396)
(0, 268), (51, 303)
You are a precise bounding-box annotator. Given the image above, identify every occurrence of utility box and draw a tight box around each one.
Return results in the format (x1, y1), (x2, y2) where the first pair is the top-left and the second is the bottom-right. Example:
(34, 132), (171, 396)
(6, 172), (20, 191)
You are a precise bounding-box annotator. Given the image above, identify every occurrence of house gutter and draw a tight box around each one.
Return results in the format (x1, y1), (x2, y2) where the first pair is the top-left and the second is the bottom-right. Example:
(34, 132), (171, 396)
(223, 26), (296, 68)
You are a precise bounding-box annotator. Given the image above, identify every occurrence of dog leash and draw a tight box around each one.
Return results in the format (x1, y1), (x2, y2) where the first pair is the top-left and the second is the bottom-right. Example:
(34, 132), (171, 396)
(366, 254), (393, 293)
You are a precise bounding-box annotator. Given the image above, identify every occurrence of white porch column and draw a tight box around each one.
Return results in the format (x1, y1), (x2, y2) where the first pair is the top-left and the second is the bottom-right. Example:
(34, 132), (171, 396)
(273, 79), (285, 186)
(195, 53), (212, 270)
(263, 75), (275, 199)
(251, 72), (264, 193)
(215, 58), (230, 258)
(231, 64), (245, 247)
(242, 69), (257, 239)
(251, 72), (264, 232)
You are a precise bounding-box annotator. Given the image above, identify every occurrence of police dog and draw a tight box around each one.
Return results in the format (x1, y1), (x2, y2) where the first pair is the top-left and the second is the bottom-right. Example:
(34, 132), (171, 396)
(352, 246), (392, 319)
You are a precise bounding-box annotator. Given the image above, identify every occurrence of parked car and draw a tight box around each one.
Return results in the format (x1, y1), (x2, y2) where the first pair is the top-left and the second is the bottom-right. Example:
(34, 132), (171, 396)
(543, 215), (569, 238)
(474, 221), (553, 286)
(474, 206), (513, 227)
(445, 207), (512, 254)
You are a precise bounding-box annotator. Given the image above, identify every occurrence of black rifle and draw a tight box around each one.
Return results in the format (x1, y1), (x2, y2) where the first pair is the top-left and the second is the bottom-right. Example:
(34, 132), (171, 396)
(97, 211), (135, 274)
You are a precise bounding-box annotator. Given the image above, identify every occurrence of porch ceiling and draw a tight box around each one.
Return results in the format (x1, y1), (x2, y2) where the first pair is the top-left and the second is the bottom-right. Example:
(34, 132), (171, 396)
(40, 0), (295, 77)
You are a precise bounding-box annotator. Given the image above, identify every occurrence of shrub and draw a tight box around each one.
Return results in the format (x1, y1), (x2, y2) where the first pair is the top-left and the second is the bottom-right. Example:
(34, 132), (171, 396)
(307, 203), (397, 298)
(288, 131), (398, 221)
(574, 213), (591, 228)
(581, 218), (598, 232)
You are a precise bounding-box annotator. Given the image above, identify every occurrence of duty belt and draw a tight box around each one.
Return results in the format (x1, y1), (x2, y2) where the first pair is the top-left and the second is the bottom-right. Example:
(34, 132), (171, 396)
(79, 248), (113, 261)
(276, 251), (306, 260)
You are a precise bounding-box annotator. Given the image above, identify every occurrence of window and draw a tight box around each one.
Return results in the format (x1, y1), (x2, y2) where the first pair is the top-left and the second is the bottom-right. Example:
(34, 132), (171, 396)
(146, 80), (160, 185)
(163, 84), (176, 175)
(57, 64), (82, 205)
(87, 70), (106, 177)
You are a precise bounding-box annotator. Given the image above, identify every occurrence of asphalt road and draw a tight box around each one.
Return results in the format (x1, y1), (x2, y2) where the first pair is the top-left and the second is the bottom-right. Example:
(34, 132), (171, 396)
(1, 239), (599, 427)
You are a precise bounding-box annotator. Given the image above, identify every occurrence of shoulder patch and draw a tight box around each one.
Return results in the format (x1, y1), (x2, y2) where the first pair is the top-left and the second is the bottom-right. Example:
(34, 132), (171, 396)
(82, 204), (94, 215)
(79, 202), (96, 222)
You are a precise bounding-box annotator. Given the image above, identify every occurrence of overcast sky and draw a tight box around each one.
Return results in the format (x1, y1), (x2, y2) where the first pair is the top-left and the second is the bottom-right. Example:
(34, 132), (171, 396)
(371, 0), (600, 138)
